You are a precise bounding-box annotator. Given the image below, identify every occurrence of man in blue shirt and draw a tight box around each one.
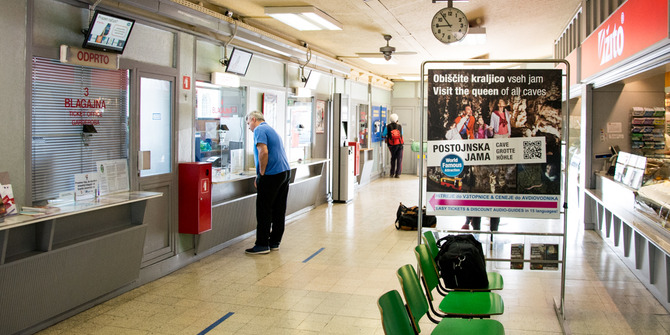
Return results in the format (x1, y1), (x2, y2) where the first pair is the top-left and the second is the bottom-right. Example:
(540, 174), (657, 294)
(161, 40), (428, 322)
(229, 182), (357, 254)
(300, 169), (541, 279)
(245, 111), (291, 254)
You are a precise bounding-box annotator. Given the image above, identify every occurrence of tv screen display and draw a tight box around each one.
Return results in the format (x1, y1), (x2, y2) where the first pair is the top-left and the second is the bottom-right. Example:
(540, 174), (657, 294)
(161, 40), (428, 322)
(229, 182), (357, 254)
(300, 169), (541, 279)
(82, 11), (135, 54)
(225, 48), (253, 76)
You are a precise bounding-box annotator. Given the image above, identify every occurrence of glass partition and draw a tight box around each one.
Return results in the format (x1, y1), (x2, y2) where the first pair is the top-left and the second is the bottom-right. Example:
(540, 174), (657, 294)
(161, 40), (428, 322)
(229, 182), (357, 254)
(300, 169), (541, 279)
(195, 82), (247, 175)
(286, 97), (313, 162)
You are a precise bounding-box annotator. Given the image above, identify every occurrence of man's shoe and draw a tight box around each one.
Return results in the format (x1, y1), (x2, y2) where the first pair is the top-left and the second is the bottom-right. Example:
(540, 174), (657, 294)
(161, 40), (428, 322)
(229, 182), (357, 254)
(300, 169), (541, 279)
(245, 246), (270, 254)
(270, 243), (280, 251)
(394, 174), (400, 178)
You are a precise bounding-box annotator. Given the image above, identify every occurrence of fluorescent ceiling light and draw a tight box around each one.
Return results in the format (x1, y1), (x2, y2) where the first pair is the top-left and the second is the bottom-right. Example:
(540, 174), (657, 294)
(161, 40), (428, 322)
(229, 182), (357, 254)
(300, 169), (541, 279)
(400, 75), (421, 81)
(454, 27), (487, 46)
(362, 57), (397, 65)
(265, 6), (343, 31)
(211, 72), (240, 87)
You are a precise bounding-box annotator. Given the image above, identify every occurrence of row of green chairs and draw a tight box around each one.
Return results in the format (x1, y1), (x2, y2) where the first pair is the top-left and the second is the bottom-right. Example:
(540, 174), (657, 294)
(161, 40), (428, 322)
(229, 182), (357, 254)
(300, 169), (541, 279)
(378, 264), (505, 334)
(378, 289), (505, 335)
(377, 230), (506, 334)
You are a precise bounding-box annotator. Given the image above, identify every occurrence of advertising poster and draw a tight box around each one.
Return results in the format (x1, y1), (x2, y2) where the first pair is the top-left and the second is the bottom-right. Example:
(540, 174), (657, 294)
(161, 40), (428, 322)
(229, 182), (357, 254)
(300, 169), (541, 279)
(371, 106), (382, 143)
(359, 104), (369, 148)
(315, 99), (325, 134)
(426, 69), (562, 219)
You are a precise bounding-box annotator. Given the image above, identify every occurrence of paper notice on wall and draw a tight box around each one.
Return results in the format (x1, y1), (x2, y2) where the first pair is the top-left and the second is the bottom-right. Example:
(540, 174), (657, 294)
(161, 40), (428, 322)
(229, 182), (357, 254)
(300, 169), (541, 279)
(96, 159), (129, 195)
(607, 122), (622, 133)
(74, 173), (99, 200)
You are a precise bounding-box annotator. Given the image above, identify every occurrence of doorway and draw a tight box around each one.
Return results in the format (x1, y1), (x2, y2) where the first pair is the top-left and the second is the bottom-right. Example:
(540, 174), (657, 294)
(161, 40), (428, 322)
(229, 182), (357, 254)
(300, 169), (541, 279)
(131, 72), (177, 267)
(393, 107), (418, 175)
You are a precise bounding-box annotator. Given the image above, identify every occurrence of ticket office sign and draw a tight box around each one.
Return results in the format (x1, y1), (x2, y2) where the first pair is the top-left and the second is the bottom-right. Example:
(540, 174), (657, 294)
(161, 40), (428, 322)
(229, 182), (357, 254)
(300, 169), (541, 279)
(426, 68), (563, 219)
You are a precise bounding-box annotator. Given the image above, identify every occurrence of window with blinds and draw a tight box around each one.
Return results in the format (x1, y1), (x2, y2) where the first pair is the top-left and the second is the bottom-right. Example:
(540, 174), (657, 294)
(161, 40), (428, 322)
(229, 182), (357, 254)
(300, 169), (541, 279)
(31, 57), (129, 203)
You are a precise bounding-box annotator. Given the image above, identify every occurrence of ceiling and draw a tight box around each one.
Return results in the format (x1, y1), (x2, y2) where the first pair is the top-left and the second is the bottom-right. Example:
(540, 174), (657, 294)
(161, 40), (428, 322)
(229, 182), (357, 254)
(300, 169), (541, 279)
(198, 0), (582, 81)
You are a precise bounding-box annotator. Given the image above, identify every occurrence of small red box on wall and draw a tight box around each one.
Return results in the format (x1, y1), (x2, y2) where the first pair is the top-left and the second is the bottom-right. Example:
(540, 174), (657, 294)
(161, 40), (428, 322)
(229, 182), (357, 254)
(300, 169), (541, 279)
(178, 162), (212, 234)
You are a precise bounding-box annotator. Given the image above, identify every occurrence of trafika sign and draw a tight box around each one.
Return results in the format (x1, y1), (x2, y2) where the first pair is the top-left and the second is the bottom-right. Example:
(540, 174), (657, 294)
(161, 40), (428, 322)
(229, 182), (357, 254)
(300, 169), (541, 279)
(59, 45), (119, 70)
(581, 0), (668, 79)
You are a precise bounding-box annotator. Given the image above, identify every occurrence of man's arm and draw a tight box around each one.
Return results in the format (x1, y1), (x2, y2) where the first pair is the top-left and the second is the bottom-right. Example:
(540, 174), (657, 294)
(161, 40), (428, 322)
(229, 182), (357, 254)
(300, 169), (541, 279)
(257, 143), (269, 175)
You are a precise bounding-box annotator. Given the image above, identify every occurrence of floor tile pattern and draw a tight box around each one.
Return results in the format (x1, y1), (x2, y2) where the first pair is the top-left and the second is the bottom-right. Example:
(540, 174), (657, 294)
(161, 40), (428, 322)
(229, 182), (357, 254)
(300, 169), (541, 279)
(37, 176), (670, 334)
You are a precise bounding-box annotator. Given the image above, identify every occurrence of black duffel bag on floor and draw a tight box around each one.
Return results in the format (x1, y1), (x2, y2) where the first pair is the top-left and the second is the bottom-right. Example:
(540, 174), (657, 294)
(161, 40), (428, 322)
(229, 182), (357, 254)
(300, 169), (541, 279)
(395, 202), (437, 231)
(435, 234), (489, 289)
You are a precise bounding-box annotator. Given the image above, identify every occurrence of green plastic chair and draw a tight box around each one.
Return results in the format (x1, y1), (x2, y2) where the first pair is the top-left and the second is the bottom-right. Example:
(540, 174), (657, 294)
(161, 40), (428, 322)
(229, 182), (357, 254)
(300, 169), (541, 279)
(422, 231), (504, 291)
(377, 289), (505, 335)
(398, 264), (504, 320)
(378, 290), (416, 335)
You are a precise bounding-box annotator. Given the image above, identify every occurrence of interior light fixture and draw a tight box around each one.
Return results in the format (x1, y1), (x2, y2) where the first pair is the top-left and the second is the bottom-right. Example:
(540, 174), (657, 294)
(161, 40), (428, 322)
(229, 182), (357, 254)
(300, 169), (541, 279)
(265, 6), (343, 31)
(454, 27), (487, 45)
(361, 57), (397, 65)
(400, 75), (422, 81)
(211, 72), (240, 87)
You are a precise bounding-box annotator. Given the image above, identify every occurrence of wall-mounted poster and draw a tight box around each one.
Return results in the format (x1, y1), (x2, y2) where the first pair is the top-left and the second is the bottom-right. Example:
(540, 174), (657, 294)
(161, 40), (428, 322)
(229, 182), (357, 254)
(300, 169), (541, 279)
(371, 106), (382, 143)
(425, 69), (563, 219)
(315, 99), (325, 134)
(262, 93), (277, 126)
(359, 104), (369, 148)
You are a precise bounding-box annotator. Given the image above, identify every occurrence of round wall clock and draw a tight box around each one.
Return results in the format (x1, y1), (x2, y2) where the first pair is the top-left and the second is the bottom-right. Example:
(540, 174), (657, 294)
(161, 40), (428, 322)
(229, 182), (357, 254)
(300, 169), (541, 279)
(431, 7), (469, 44)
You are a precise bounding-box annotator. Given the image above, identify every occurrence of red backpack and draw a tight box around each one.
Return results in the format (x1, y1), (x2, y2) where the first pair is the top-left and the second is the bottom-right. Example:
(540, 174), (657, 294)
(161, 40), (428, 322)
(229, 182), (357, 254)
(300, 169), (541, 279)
(388, 124), (404, 145)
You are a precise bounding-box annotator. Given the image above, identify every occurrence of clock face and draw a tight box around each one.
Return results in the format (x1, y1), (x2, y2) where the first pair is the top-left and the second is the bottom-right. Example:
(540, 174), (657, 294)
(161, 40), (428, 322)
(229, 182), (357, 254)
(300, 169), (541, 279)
(431, 7), (469, 44)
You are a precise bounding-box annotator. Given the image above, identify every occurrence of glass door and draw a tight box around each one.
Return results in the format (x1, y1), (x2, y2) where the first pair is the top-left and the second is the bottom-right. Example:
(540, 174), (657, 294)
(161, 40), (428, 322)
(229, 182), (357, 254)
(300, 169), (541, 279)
(134, 72), (176, 266)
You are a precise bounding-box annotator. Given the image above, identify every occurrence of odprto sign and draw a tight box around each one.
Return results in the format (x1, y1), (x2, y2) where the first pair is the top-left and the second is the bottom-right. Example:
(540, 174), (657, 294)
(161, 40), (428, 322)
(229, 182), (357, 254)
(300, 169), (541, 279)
(60, 45), (119, 70)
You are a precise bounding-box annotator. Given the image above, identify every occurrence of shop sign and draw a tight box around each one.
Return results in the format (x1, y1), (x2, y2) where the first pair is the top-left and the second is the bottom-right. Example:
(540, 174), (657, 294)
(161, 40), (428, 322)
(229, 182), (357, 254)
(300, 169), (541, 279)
(581, 0), (668, 80)
(59, 45), (118, 70)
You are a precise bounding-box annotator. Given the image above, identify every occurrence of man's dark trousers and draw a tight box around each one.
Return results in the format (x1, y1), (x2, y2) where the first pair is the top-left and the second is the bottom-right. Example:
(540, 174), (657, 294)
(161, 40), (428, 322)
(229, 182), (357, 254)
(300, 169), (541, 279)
(255, 170), (290, 247)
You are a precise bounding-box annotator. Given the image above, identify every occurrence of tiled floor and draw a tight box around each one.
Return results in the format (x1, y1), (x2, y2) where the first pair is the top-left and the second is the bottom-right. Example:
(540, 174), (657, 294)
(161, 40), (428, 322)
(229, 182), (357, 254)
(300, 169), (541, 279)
(37, 176), (670, 334)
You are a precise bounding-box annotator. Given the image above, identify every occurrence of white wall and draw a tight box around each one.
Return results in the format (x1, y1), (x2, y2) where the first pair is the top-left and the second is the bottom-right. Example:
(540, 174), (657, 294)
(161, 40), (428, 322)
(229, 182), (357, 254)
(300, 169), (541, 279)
(0, 2), (27, 203)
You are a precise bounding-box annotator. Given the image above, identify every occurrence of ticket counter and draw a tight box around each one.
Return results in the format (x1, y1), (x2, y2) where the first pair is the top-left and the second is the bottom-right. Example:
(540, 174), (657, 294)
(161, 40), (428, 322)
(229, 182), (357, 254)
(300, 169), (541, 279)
(0, 191), (162, 335)
(194, 159), (328, 253)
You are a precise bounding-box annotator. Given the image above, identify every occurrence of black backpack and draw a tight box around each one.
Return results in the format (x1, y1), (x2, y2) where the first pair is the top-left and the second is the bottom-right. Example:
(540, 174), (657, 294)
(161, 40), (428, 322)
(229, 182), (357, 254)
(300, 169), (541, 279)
(435, 234), (489, 289)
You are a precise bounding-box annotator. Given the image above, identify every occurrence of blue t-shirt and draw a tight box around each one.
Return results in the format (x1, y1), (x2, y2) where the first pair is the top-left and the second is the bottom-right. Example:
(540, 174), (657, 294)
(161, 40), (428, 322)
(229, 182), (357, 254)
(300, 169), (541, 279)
(253, 122), (290, 176)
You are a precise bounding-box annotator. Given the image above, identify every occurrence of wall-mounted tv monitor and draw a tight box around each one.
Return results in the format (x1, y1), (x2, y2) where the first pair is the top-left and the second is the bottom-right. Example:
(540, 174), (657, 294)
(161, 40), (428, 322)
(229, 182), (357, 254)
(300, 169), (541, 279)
(82, 11), (135, 54)
(225, 47), (253, 76)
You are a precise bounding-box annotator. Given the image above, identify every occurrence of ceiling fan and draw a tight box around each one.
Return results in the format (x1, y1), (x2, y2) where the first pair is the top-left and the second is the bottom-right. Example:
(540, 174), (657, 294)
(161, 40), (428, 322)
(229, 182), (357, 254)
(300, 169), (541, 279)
(356, 34), (417, 61)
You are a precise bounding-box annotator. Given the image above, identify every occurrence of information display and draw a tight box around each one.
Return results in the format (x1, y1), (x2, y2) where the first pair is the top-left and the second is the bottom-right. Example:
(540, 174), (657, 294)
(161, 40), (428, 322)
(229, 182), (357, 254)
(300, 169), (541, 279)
(82, 11), (135, 54)
(426, 69), (563, 219)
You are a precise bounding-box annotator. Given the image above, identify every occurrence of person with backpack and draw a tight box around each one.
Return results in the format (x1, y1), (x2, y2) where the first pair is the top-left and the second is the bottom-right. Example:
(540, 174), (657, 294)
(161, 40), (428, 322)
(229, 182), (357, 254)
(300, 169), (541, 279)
(383, 113), (404, 178)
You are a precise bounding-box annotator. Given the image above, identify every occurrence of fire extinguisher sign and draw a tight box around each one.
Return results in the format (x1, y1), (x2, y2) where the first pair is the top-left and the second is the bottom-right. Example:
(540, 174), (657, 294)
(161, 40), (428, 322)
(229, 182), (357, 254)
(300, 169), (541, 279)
(201, 178), (209, 193)
(183, 76), (191, 90)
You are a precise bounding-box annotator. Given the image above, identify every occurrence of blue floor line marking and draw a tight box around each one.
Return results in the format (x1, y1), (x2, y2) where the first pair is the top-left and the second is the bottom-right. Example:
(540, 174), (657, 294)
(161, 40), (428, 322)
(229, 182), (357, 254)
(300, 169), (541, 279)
(198, 312), (234, 335)
(303, 247), (325, 263)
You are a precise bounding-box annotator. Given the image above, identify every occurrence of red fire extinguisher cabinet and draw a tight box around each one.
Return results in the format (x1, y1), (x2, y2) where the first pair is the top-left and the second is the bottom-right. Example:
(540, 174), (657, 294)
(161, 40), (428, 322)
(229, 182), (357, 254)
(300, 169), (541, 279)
(178, 162), (212, 234)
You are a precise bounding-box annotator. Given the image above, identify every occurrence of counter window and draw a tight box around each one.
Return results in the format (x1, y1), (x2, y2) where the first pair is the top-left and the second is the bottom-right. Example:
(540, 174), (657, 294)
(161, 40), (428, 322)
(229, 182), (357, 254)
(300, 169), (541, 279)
(195, 82), (247, 174)
(30, 57), (130, 203)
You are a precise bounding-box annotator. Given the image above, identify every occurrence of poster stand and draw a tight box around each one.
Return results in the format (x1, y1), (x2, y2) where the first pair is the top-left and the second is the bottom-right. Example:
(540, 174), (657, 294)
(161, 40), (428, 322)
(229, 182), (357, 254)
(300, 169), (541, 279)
(417, 59), (571, 334)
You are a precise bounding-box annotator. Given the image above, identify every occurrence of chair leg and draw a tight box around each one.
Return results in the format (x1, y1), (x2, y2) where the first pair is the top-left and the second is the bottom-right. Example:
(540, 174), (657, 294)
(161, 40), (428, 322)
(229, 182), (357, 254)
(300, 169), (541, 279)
(420, 277), (448, 319)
